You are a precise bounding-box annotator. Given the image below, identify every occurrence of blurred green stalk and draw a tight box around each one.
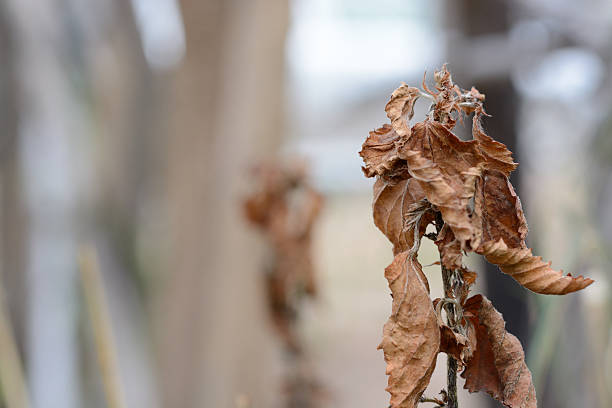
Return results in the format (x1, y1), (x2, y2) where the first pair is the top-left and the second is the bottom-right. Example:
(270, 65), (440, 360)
(79, 246), (127, 408)
(0, 275), (30, 408)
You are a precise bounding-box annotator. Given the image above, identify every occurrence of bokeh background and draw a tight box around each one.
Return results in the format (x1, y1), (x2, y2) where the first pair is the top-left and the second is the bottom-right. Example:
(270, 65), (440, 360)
(1, 0), (612, 407)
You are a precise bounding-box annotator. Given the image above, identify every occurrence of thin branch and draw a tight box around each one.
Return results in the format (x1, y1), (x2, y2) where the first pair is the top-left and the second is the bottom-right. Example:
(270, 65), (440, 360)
(442, 265), (460, 408)
(419, 395), (445, 406)
(435, 213), (460, 408)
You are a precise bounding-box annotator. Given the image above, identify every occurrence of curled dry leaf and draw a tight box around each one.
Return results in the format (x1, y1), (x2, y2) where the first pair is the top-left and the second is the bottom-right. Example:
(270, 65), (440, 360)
(385, 85), (421, 137)
(462, 295), (536, 408)
(479, 240), (594, 295)
(472, 112), (517, 176)
(435, 224), (463, 270)
(474, 169), (527, 248)
(434, 298), (476, 367)
(474, 169), (593, 294)
(372, 177), (435, 255)
(439, 324), (474, 368)
(457, 267), (477, 306)
(398, 116), (489, 252)
(360, 65), (593, 295)
(379, 252), (439, 408)
(401, 143), (482, 251)
(457, 87), (485, 115)
(360, 124), (407, 179)
(429, 65), (461, 128)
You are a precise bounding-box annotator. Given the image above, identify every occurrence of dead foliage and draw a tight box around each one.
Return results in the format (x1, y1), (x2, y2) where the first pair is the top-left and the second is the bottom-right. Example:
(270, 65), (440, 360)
(359, 65), (592, 407)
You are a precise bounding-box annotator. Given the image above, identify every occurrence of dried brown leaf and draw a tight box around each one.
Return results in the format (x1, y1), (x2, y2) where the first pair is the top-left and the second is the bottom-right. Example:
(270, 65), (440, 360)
(434, 297), (476, 367)
(435, 224), (463, 270)
(474, 170), (527, 247)
(472, 112), (517, 176)
(474, 170), (593, 294)
(458, 268), (478, 305)
(429, 65), (461, 128)
(359, 124), (407, 179)
(372, 177), (435, 255)
(462, 295), (536, 408)
(379, 252), (439, 408)
(399, 121), (484, 250)
(439, 325), (474, 367)
(385, 84), (421, 137)
(479, 240), (594, 295)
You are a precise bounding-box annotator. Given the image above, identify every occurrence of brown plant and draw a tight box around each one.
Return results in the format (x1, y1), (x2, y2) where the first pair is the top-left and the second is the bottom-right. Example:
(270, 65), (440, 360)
(359, 65), (593, 408)
(244, 161), (324, 408)
(243, 161), (323, 352)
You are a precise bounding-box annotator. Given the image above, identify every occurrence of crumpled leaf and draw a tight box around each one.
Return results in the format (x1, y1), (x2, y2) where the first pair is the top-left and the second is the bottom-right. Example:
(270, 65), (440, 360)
(474, 169), (593, 294)
(379, 252), (439, 408)
(472, 111), (517, 176)
(360, 124), (407, 179)
(440, 324), (475, 368)
(372, 177), (435, 255)
(427, 65), (461, 128)
(457, 268), (478, 306)
(360, 65), (593, 295)
(435, 224), (463, 270)
(474, 169), (527, 248)
(385, 84), (421, 137)
(400, 133), (483, 250)
(462, 295), (536, 408)
(434, 298), (476, 367)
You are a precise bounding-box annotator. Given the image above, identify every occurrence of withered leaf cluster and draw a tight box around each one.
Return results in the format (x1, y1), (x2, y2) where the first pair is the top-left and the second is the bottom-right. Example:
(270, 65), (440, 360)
(359, 66), (593, 408)
(244, 161), (323, 352)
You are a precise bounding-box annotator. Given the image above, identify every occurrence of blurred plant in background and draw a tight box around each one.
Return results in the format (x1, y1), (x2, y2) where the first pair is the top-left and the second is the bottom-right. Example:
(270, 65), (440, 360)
(244, 160), (324, 407)
(244, 161), (322, 353)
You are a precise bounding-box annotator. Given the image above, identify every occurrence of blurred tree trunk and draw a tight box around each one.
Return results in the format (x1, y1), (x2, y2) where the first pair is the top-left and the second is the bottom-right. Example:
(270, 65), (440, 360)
(0, 0), (27, 356)
(445, 0), (530, 349)
(158, 1), (289, 407)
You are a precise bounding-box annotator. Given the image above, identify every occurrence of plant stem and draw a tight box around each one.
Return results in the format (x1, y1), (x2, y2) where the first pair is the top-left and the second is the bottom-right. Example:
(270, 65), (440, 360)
(435, 212), (460, 408)
(446, 351), (458, 408)
(442, 265), (459, 408)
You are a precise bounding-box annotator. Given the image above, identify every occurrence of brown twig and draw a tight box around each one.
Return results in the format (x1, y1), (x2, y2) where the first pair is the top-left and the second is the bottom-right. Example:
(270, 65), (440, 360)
(419, 395), (445, 406)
